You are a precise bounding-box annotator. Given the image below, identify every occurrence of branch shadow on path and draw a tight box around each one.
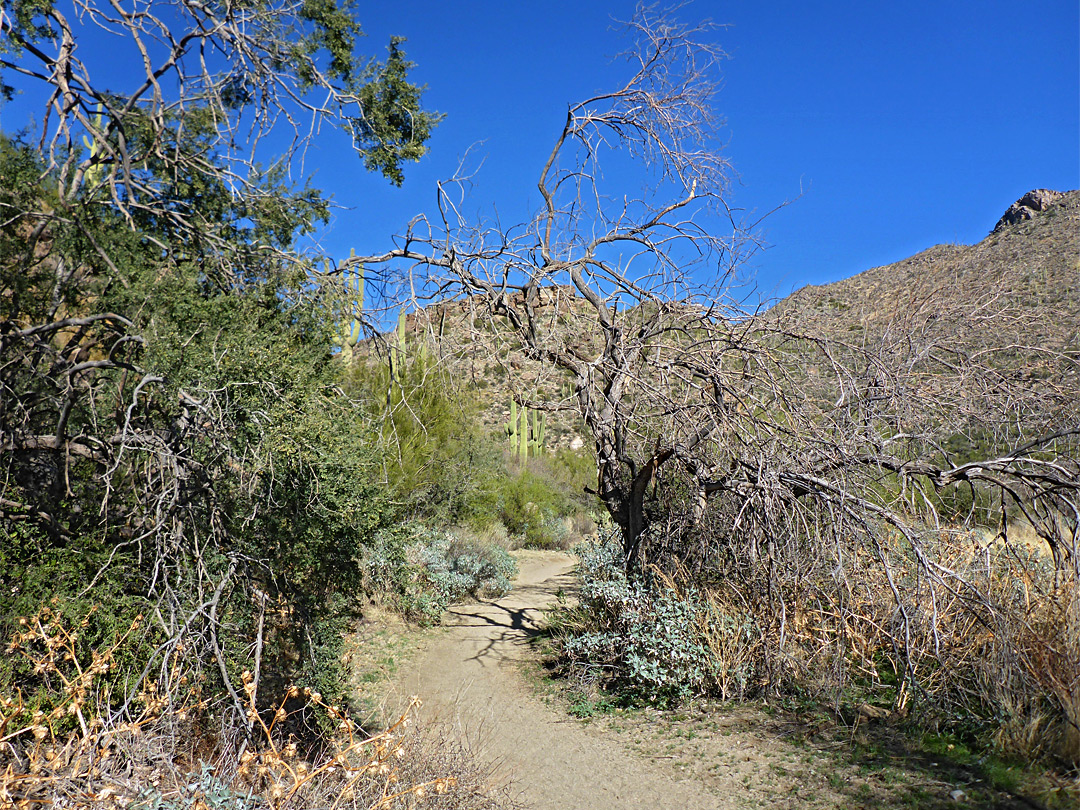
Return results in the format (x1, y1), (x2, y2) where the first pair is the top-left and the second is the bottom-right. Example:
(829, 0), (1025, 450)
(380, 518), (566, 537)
(442, 571), (578, 669)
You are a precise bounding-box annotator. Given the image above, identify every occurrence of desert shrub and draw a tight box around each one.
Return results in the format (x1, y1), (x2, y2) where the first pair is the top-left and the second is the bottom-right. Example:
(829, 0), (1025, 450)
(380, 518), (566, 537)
(342, 351), (504, 529)
(364, 525), (518, 625)
(702, 517), (1080, 769)
(343, 346), (597, 549)
(0, 526), (162, 727)
(557, 519), (1080, 774)
(490, 467), (579, 549)
(556, 530), (753, 706)
(547, 446), (597, 503)
(0, 135), (402, 729)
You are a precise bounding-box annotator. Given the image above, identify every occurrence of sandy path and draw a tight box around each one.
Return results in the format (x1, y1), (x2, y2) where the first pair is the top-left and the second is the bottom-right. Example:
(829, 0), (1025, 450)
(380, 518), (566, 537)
(392, 551), (730, 810)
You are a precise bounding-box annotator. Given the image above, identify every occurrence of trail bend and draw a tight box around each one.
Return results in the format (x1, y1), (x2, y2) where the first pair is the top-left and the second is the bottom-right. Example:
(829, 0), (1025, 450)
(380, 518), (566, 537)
(391, 551), (730, 810)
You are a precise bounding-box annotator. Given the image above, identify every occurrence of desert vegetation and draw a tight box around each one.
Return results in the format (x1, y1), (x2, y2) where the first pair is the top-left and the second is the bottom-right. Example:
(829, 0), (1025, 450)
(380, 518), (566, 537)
(2, 2), (1076, 807)
(0, 2), (559, 807)
(351, 5), (1079, 786)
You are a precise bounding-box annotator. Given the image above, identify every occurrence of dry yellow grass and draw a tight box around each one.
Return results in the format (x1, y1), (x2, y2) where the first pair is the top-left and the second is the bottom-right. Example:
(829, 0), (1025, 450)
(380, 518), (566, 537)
(0, 607), (511, 810)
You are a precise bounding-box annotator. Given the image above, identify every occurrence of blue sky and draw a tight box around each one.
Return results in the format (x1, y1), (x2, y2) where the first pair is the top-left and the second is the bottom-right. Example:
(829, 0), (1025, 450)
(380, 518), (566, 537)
(2, 1), (1077, 302)
(339, 1), (1079, 300)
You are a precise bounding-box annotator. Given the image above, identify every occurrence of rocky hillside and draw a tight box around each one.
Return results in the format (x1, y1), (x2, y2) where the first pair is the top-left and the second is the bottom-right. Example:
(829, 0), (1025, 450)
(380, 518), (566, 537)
(352, 285), (595, 451)
(352, 189), (1079, 454)
(774, 189), (1078, 358)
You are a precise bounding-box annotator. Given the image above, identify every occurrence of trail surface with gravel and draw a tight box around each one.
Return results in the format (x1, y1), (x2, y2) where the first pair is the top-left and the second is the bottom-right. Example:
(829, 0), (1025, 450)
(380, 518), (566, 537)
(389, 550), (732, 810)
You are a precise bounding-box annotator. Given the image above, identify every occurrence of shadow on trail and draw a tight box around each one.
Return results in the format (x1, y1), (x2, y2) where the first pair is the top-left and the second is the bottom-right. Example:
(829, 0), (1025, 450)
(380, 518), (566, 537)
(441, 570), (578, 668)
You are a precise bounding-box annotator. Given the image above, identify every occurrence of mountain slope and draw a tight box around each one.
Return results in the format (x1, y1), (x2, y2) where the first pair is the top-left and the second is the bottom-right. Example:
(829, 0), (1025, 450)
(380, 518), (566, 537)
(774, 189), (1079, 359)
(353, 190), (1079, 459)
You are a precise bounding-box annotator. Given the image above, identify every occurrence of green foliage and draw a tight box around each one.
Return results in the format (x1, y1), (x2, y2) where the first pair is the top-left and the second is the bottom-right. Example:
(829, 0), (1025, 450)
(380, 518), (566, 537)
(557, 531), (722, 706)
(0, 0), (446, 772)
(548, 446), (597, 497)
(294, 0), (364, 84)
(2, 2), (438, 188)
(0, 535), (160, 729)
(343, 341), (500, 527)
(0, 136), (56, 320)
(133, 763), (253, 810)
(352, 38), (443, 185)
(485, 469), (572, 549)
(0, 133), (399, 717)
(0, 0), (55, 91)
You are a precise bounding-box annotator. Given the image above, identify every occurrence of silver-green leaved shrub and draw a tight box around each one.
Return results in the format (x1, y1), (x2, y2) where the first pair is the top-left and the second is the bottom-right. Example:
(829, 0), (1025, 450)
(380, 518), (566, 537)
(561, 530), (726, 706)
(134, 764), (250, 809)
(364, 524), (517, 624)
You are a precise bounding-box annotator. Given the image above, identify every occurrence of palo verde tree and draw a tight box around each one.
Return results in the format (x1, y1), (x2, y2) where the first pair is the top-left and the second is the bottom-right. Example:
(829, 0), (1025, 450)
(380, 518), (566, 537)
(0, 0), (438, 734)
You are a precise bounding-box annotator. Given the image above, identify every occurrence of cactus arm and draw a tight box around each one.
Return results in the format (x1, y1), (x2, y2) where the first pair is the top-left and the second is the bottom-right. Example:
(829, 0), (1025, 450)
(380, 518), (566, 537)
(519, 404), (528, 460)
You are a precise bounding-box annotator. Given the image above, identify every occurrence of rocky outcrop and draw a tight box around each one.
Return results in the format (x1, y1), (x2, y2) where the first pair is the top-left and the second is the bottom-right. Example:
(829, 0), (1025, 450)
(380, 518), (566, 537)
(992, 188), (1065, 232)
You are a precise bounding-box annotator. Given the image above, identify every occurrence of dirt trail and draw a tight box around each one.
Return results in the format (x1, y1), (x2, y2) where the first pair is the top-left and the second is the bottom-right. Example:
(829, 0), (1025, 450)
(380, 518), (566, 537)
(391, 551), (731, 810)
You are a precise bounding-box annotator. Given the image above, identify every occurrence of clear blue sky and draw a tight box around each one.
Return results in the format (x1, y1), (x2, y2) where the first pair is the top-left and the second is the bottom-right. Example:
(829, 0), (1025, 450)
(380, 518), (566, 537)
(3, 2), (1077, 301)
(337, 1), (1079, 300)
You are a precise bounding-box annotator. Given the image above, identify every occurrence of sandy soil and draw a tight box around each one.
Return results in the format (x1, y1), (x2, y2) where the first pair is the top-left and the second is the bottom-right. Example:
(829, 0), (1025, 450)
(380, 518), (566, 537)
(388, 550), (733, 810)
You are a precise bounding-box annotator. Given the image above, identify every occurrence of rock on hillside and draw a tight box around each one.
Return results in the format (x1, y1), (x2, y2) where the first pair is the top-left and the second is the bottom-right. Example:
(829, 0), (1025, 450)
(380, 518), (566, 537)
(993, 188), (1066, 233)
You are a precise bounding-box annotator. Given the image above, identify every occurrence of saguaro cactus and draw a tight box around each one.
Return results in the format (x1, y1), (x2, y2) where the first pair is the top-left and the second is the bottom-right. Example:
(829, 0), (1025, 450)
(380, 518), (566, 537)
(81, 103), (106, 189)
(390, 309), (407, 383)
(331, 250), (364, 350)
(530, 410), (547, 457)
(518, 403), (529, 461)
(507, 400), (519, 457)
(507, 400), (546, 460)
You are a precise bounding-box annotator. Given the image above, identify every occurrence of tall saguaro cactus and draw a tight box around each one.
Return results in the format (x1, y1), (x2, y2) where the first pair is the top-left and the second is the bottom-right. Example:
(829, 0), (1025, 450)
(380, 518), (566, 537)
(331, 249), (364, 351)
(519, 402), (529, 460)
(530, 410), (547, 457)
(507, 400), (546, 461)
(81, 103), (107, 190)
(390, 309), (407, 384)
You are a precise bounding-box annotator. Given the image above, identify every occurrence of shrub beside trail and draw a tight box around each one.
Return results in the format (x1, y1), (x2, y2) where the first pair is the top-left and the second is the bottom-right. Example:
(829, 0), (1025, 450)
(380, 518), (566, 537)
(553, 528), (1080, 773)
(1, 611), (510, 809)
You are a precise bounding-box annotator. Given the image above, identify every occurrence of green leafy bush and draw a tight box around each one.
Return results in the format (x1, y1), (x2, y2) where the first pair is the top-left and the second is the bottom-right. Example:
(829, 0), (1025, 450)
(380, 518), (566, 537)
(487, 465), (589, 549)
(343, 346), (595, 550)
(0, 134), (397, 721)
(343, 349), (503, 528)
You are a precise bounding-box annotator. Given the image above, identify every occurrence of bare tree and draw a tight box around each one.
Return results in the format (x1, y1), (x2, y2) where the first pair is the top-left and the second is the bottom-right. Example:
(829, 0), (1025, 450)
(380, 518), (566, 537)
(349, 5), (1079, 576)
(352, 8), (749, 566)
(346, 7), (1080, 757)
(348, 8), (1079, 726)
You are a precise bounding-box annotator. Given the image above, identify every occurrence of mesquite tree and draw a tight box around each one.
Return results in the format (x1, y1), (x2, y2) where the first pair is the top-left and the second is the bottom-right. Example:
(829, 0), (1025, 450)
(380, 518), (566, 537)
(349, 7), (1078, 584)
